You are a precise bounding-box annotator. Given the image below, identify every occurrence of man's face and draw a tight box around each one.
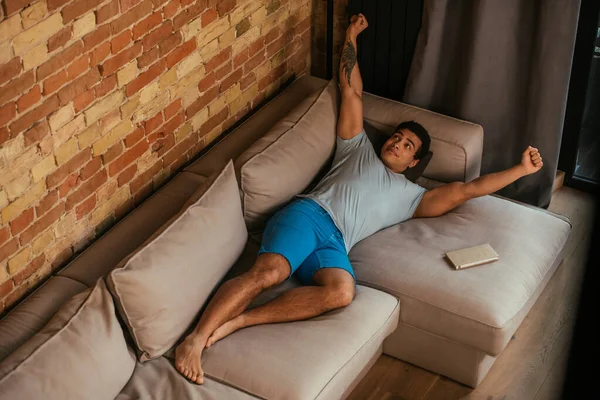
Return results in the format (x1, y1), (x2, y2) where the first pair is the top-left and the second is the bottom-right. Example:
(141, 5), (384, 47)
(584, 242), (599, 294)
(380, 128), (422, 173)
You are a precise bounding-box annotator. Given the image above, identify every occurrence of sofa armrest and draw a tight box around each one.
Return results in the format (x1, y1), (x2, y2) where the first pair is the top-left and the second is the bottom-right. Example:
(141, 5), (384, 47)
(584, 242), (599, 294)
(362, 92), (484, 183)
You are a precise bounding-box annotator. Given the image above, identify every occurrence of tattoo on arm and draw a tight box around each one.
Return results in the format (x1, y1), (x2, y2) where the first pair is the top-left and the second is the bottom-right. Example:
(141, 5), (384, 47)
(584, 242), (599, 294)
(341, 40), (357, 87)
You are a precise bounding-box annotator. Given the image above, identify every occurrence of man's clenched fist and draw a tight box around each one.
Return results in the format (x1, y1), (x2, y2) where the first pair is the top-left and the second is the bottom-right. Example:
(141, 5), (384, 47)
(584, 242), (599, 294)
(521, 146), (543, 175)
(348, 13), (368, 37)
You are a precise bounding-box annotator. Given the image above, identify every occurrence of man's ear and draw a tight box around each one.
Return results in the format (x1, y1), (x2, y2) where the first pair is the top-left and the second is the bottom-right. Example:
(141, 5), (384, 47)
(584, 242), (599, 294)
(408, 159), (419, 169)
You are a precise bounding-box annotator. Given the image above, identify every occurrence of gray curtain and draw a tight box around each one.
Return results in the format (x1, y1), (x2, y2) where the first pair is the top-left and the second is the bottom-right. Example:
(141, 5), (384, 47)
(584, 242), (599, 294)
(403, 0), (581, 208)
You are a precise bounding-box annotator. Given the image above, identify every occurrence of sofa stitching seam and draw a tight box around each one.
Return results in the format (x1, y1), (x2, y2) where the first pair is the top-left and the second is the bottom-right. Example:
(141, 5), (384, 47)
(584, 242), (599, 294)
(489, 194), (573, 226)
(201, 372), (267, 399)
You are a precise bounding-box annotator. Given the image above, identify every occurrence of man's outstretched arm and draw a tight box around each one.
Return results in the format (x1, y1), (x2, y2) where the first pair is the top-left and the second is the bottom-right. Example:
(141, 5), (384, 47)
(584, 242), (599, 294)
(337, 14), (368, 140)
(413, 146), (544, 218)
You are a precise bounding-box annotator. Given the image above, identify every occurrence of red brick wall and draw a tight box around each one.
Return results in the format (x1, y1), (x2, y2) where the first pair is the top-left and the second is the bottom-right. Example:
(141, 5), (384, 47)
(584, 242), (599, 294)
(0, 0), (312, 312)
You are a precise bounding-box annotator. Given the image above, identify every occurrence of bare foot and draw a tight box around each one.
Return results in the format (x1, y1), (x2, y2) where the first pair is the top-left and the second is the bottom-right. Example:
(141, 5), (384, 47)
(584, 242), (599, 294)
(205, 315), (246, 348)
(175, 335), (207, 384)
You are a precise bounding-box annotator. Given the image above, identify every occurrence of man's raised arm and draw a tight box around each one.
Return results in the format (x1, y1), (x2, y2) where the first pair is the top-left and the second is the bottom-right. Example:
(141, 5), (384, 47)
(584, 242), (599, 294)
(337, 14), (368, 140)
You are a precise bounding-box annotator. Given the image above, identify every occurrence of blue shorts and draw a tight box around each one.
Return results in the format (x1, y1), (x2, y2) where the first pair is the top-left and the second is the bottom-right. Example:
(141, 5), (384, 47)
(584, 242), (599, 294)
(258, 198), (356, 287)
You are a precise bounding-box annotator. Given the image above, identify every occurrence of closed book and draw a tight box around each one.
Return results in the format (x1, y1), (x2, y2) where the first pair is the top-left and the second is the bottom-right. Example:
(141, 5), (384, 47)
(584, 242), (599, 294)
(446, 243), (499, 270)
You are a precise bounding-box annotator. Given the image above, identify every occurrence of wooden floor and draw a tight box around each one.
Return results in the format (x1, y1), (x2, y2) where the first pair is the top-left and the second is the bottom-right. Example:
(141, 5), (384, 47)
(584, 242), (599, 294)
(348, 186), (596, 400)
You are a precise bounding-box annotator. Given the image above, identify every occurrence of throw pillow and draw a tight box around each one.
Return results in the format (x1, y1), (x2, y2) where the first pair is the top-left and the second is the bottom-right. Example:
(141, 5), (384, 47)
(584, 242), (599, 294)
(0, 279), (136, 400)
(107, 160), (248, 361)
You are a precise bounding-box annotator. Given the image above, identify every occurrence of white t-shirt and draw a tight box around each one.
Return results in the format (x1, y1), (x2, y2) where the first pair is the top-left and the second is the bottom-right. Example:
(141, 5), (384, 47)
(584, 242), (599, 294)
(302, 129), (427, 252)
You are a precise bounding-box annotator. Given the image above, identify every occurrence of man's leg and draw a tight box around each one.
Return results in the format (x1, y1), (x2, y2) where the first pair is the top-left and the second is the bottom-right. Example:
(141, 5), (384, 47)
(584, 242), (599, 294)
(176, 197), (327, 384)
(205, 267), (356, 348)
(175, 252), (291, 384)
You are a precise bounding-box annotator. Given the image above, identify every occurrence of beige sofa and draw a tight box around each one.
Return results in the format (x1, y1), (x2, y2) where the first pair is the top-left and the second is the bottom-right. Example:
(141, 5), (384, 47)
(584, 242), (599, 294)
(0, 75), (571, 399)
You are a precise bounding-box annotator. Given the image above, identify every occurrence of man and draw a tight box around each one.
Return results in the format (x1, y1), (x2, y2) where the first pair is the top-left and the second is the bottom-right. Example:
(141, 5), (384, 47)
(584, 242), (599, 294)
(175, 13), (544, 384)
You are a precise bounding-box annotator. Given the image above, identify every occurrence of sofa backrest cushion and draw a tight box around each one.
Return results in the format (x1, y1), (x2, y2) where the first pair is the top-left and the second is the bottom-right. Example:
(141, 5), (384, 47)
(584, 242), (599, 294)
(234, 79), (339, 233)
(362, 95), (484, 183)
(0, 279), (135, 400)
(107, 160), (247, 361)
(0, 276), (88, 363)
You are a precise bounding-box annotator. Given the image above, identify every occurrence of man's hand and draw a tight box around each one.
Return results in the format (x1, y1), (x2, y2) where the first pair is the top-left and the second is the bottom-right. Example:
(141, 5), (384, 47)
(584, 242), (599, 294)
(348, 13), (368, 38)
(520, 146), (543, 175)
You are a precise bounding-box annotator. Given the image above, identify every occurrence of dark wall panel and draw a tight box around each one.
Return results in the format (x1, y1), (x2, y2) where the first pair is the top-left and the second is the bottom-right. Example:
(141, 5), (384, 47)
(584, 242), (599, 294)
(347, 0), (423, 101)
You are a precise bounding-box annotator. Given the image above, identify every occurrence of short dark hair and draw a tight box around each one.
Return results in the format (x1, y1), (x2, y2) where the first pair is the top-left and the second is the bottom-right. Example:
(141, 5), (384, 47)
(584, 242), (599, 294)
(394, 121), (430, 160)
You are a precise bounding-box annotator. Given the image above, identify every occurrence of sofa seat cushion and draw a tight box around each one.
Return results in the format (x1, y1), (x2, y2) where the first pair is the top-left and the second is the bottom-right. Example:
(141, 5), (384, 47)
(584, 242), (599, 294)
(349, 194), (571, 356)
(116, 357), (259, 400)
(189, 276), (399, 400)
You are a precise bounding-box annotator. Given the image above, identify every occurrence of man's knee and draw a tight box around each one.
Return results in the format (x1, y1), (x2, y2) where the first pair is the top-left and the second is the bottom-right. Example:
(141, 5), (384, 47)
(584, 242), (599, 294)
(328, 283), (355, 308)
(249, 253), (291, 289)
(313, 268), (355, 307)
